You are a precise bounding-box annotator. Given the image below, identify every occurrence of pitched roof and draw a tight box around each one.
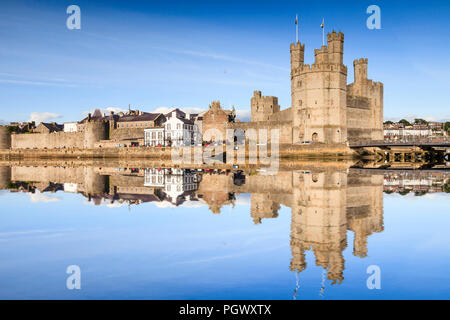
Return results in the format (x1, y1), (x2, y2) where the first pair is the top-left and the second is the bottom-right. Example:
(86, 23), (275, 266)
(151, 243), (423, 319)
(165, 108), (186, 119)
(117, 112), (163, 122)
(39, 122), (63, 132)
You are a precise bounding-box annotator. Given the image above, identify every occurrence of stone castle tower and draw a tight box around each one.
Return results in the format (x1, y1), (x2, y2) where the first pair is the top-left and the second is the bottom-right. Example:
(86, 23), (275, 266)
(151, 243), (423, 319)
(290, 171), (348, 283)
(290, 31), (383, 144)
(83, 120), (108, 149)
(251, 91), (280, 122)
(291, 31), (348, 144)
(347, 58), (384, 141)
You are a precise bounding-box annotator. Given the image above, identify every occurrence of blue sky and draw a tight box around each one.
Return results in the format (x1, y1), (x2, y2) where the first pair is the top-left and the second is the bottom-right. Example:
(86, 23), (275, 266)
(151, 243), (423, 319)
(1, 0), (450, 124)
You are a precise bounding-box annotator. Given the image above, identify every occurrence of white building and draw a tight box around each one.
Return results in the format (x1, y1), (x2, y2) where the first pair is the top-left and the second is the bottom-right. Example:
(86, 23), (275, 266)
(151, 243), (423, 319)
(164, 109), (197, 147)
(144, 168), (200, 205)
(63, 122), (78, 133)
(384, 126), (432, 140)
(144, 128), (165, 147)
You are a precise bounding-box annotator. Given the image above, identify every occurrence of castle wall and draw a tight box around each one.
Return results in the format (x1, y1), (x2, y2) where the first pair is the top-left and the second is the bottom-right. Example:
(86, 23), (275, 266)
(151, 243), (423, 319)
(271, 108), (292, 121)
(110, 128), (144, 141)
(346, 101), (373, 143)
(10, 166), (107, 195)
(10, 121), (110, 149)
(228, 120), (293, 144)
(11, 166), (86, 184)
(11, 132), (84, 149)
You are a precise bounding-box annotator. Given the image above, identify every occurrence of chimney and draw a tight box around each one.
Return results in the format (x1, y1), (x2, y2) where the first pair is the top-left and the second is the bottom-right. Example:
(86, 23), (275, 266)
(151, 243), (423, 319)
(185, 112), (190, 120)
(88, 113), (91, 122)
(172, 111), (177, 118)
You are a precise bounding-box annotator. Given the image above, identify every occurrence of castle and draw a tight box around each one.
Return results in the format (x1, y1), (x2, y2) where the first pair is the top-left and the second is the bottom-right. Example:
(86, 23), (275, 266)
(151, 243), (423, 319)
(245, 30), (383, 145)
(0, 30), (383, 150)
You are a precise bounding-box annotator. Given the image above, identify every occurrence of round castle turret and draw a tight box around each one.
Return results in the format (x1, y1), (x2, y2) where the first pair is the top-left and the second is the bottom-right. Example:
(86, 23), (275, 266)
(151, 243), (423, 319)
(0, 126), (11, 149)
(83, 167), (108, 195)
(291, 31), (348, 144)
(0, 166), (11, 189)
(83, 120), (108, 149)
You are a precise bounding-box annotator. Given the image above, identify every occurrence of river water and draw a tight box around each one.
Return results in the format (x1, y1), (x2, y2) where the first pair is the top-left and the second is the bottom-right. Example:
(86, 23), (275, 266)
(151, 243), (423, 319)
(0, 164), (448, 299)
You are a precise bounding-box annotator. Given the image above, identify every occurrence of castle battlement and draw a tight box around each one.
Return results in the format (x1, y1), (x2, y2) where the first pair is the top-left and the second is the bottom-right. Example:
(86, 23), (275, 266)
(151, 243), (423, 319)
(353, 58), (368, 66)
(290, 42), (305, 50)
(327, 30), (344, 42)
(292, 63), (348, 75)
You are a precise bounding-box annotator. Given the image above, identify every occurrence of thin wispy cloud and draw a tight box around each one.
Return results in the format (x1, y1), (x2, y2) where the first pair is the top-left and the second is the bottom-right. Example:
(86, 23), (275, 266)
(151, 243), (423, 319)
(152, 46), (289, 72)
(0, 79), (78, 87)
(29, 112), (62, 124)
(29, 192), (62, 203)
(82, 107), (129, 116)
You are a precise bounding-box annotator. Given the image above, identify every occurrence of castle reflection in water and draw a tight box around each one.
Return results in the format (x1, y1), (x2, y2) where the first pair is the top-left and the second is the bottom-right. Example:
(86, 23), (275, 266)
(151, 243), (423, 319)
(0, 165), (448, 285)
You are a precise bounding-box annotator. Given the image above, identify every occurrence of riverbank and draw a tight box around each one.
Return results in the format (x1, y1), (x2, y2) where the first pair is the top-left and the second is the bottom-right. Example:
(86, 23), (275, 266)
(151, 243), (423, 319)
(0, 144), (359, 161)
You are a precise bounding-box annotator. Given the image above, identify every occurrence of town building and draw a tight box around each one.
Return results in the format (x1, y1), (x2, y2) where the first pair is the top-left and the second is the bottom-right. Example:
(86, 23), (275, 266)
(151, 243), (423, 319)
(164, 109), (198, 147)
(34, 122), (63, 134)
(200, 101), (236, 142)
(144, 168), (200, 205)
(116, 111), (165, 129)
(144, 127), (165, 147)
(383, 122), (447, 141)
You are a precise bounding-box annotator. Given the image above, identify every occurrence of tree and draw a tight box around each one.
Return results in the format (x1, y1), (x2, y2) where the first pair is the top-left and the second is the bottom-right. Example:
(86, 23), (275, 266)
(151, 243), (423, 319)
(383, 121), (393, 125)
(398, 119), (411, 127)
(414, 118), (428, 125)
(6, 125), (19, 134)
(444, 181), (450, 193)
(444, 122), (450, 133)
(399, 189), (411, 196)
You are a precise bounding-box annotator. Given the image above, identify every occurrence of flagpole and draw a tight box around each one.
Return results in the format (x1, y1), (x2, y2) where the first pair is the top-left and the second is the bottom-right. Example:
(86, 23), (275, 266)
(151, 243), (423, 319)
(295, 14), (298, 43)
(322, 18), (325, 46)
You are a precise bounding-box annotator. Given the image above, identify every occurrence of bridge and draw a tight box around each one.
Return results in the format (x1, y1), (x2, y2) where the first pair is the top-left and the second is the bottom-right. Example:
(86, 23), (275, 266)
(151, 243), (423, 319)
(349, 140), (449, 168)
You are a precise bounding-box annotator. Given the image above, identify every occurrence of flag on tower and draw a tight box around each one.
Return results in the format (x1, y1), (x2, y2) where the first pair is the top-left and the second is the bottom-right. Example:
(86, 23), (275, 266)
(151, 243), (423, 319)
(321, 18), (325, 46)
(295, 15), (298, 25)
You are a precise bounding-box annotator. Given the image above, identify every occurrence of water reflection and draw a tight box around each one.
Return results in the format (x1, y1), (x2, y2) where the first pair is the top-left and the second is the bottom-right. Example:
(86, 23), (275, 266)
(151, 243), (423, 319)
(1, 164), (448, 291)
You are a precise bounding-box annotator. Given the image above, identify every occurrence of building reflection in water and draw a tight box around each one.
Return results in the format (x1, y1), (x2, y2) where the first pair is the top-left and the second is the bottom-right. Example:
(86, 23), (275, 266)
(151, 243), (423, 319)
(0, 165), (448, 287)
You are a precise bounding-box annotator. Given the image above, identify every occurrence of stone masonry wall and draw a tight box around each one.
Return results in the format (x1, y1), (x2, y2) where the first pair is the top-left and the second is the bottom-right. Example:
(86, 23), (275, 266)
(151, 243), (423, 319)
(11, 132), (84, 149)
(110, 128), (144, 141)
